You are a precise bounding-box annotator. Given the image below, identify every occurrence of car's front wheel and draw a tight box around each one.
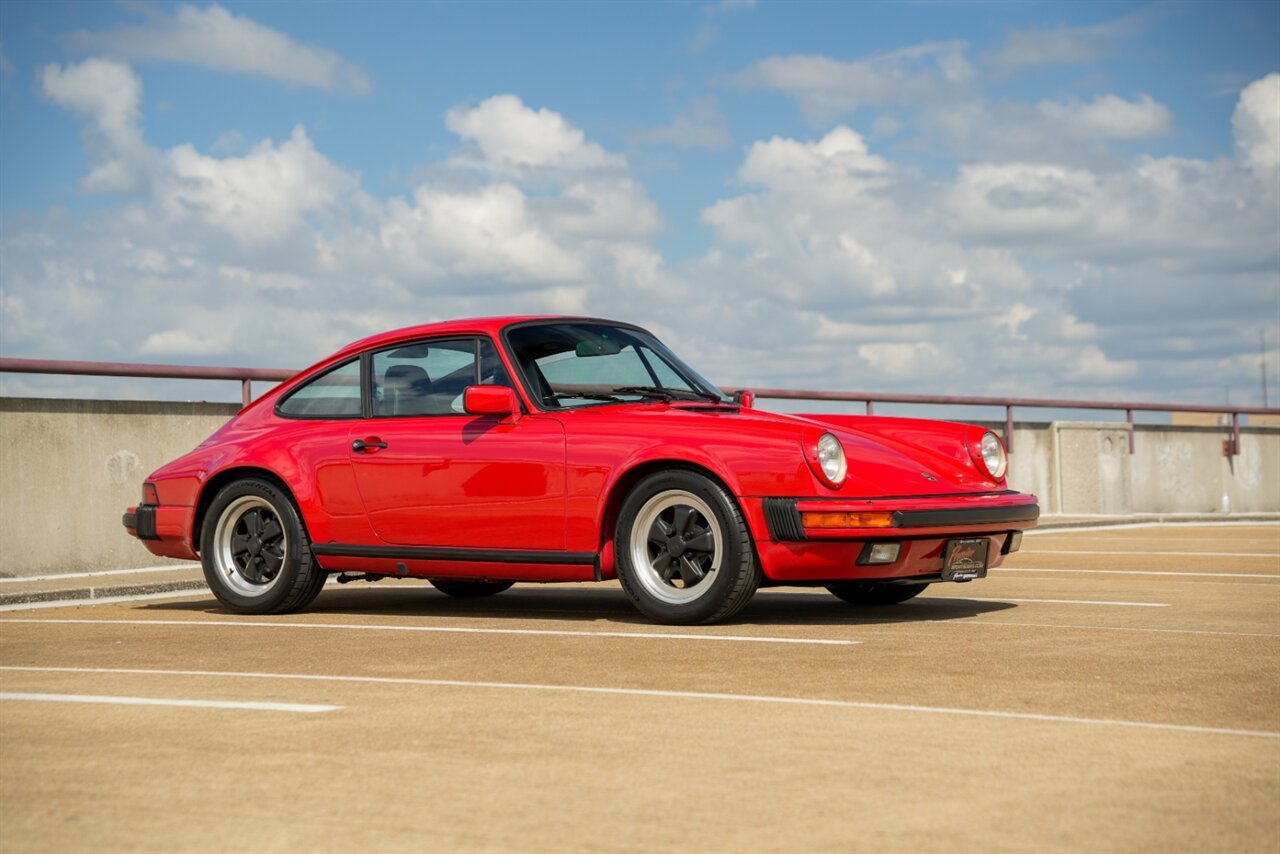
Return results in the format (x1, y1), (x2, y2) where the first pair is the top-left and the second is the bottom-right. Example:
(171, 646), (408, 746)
(430, 579), (515, 598)
(615, 470), (760, 625)
(200, 478), (325, 615)
(825, 581), (930, 606)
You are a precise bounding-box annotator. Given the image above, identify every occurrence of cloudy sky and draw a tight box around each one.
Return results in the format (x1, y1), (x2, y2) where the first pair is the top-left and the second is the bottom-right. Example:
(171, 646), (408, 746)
(1, 0), (1277, 409)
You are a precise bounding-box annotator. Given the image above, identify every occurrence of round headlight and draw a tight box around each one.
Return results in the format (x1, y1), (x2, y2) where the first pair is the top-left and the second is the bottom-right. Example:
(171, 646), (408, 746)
(980, 431), (1007, 479)
(817, 433), (847, 486)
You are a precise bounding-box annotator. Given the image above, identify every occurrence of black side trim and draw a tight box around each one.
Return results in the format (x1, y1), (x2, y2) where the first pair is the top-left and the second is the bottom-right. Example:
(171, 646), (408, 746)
(763, 498), (806, 541)
(126, 505), (159, 540)
(311, 543), (598, 566)
(891, 504), (1040, 528)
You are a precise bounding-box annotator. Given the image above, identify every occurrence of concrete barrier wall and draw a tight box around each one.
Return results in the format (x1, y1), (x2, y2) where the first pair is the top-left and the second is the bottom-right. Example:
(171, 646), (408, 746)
(0, 398), (238, 577)
(999, 421), (1279, 516)
(0, 398), (1276, 577)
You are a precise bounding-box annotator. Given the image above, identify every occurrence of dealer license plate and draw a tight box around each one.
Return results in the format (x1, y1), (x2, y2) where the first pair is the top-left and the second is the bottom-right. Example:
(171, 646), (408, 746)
(942, 538), (989, 581)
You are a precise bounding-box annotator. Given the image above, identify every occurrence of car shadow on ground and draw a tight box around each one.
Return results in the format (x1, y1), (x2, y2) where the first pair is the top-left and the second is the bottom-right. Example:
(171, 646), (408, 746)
(143, 583), (1016, 627)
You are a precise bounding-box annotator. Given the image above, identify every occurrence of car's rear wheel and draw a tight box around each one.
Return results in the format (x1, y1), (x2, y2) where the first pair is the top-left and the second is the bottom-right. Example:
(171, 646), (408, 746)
(430, 579), (515, 598)
(200, 478), (325, 615)
(825, 581), (930, 606)
(615, 470), (760, 625)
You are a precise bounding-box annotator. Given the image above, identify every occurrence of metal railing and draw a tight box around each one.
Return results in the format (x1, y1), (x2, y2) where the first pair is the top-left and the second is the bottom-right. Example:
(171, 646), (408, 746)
(0, 358), (293, 408)
(2, 356), (1277, 456)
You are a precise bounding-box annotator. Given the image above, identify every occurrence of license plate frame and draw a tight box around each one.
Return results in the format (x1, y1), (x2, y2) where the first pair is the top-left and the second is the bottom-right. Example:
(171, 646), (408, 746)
(942, 538), (990, 581)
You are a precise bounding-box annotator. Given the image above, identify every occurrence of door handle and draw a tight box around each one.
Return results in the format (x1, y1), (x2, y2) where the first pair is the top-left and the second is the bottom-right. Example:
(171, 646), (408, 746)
(352, 438), (388, 453)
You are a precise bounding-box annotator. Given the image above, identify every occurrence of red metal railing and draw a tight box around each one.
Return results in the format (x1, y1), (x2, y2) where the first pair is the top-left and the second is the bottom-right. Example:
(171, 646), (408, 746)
(2, 357), (1276, 456)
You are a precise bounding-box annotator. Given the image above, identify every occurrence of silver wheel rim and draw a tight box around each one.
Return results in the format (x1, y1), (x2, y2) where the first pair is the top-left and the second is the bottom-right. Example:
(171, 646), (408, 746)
(629, 490), (723, 605)
(212, 496), (288, 598)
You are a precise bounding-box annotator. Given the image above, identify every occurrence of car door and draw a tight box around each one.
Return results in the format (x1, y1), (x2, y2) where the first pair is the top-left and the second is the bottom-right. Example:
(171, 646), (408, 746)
(347, 336), (568, 550)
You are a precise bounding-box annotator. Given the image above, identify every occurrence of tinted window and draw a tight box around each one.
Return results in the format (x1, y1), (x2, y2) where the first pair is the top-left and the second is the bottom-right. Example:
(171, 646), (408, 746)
(373, 337), (512, 417)
(277, 359), (362, 418)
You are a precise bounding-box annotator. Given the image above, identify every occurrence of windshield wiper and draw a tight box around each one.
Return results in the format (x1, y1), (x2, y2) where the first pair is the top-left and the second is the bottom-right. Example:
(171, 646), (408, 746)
(544, 391), (627, 404)
(611, 386), (725, 403)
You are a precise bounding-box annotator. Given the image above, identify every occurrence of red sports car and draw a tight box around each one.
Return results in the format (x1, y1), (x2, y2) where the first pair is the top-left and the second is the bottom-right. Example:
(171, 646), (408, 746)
(123, 316), (1038, 624)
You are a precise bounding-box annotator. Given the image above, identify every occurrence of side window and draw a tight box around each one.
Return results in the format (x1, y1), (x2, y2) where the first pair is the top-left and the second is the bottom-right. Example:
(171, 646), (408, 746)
(373, 337), (512, 417)
(478, 338), (513, 388)
(277, 359), (363, 419)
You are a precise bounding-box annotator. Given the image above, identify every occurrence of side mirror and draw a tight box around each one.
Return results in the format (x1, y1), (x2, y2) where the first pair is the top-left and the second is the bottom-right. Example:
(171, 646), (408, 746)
(464, 385), (521, 421)
(732, 389), (755, 409)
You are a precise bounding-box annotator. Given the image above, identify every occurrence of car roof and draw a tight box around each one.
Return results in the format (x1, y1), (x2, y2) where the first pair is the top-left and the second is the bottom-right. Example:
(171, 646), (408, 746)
(327, 315), (638, 362)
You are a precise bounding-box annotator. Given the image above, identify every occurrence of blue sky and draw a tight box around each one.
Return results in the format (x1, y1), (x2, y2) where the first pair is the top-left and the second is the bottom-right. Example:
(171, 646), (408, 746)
(1, 0), (1277, 408)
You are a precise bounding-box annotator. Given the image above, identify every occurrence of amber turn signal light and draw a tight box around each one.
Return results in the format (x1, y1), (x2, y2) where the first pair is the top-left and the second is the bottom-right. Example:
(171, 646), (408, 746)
(800, 511), (895, 529)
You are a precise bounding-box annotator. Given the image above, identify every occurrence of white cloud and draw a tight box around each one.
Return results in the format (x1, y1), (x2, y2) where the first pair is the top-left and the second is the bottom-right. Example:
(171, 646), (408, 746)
(633, 97), (731, 149)
(737, 126), (889, 193)
(158, 126), (361, 245)
(40, 59), (150, 192)
(923, 92), (1174, 166)
(984, 16), (1137, 75)
(375, 183), (588, 283)
(678, 75), (1278, 402)
(3, 84), (664, 369)
(1233, 73), (1280, 179)
(67, 3), (370, 93)
(1036, 93), (1172, 140)
(139, 328), (233, 356)
(5, 52), (1279, 412)
(858, 342), (945, 377)
(1063, 345), (1138, 382)
(734, 41), (972, 120)
(446, 95), (623, 176)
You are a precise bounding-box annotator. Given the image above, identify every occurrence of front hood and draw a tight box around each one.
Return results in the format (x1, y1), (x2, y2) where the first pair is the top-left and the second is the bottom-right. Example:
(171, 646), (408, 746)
(577, 403), (1003, 497)
(791, 412), (999, 494)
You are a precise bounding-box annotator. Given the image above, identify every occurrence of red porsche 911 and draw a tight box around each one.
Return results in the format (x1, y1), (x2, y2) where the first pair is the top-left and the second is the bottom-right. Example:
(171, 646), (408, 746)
(123, 316), (1039, 624)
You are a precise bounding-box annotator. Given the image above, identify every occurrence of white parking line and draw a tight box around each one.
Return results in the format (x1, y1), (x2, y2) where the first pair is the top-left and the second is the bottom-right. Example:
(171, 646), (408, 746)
(847, 617), (1280, 639)
(1030, 549), (1278, 558)
(996, 567), (1280, 579)
(0, 665), (1272, 740)
(0, 618), (860, 646)
(0, 691), (339, 714)
(927, 596), (1170, 608)
(1025, 521), (1279, 535)
(0, 566), (189, 584)
(1027, 536), (1280, 545)
(0, 590), (208, 613)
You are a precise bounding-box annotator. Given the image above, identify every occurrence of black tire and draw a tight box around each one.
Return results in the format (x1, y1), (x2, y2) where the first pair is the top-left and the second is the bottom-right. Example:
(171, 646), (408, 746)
(615, 470), (761, 625)
(826, 581), (930, 606)
(430, 579), (515, 598)
(199, 478), (325, 615)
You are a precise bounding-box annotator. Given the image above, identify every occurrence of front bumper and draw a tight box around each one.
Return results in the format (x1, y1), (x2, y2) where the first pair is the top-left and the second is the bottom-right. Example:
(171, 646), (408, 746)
(747, 491), (1038, 583)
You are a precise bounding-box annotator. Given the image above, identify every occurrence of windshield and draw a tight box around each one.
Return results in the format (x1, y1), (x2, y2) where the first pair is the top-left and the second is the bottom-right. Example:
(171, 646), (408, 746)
(505, 321), (727, 409)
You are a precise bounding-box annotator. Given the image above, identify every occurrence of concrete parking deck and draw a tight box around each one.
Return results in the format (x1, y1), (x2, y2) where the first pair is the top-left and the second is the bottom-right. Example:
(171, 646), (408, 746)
(1, 522), (1277, 852)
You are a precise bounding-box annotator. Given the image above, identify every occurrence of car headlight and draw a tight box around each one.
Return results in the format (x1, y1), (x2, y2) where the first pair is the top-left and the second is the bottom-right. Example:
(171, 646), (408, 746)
(979, 431), (1007, 479)
(816, 433), (847, 487)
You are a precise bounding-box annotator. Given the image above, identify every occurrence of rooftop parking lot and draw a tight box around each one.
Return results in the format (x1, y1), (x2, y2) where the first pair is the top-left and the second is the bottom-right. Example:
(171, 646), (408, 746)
(2, 523), (1277, 852)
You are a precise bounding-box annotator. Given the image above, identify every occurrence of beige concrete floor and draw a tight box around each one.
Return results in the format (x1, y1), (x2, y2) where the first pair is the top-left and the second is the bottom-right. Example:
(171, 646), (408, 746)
(1, 524), (1277, 853)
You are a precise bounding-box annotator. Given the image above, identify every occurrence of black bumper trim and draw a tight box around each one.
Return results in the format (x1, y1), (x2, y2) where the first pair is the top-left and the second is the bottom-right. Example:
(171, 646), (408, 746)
(124, 505), (159, 540)
(762, 497), (1039, 541)
(312, 543), (598, 566)
(891, 504), (1040, 528)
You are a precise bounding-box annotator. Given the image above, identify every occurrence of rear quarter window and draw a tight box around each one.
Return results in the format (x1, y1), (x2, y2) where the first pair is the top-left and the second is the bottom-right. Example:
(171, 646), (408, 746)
(277, 358), (362, 418)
